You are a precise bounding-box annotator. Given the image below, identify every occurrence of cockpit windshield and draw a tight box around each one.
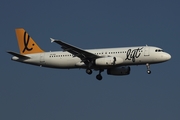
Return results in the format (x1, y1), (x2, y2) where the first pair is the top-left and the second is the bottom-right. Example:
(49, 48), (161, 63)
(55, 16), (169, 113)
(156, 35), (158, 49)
(155, 49), (163, 52)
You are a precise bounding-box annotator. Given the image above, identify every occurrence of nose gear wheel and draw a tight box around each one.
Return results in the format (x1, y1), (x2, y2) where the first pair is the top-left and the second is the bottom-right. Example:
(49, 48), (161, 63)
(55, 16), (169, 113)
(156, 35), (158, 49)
(146, 63), (151, 74)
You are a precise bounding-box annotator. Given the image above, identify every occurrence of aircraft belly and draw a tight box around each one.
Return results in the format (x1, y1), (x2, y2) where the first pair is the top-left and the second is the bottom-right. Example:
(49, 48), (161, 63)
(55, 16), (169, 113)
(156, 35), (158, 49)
(45, 57), (80, 68)
(23, 54), (41, 65)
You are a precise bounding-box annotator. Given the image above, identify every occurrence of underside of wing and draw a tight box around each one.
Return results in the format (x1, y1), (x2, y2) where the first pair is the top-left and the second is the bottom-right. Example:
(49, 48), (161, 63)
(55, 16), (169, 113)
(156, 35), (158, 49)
(50, 38), (100, 62)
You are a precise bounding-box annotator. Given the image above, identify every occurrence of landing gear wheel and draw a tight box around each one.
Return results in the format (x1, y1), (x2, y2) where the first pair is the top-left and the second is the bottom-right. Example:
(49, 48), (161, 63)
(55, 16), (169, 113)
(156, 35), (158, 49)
(96, 74), (102, 80)
(147, 70), (151, 74)
(86, 69), (92, 75)
(146, 63), (151, 74)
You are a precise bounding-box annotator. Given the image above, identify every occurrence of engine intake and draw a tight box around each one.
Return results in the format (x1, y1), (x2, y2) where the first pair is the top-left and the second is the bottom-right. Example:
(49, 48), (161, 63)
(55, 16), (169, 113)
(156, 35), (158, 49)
(107, 66), (131, 76)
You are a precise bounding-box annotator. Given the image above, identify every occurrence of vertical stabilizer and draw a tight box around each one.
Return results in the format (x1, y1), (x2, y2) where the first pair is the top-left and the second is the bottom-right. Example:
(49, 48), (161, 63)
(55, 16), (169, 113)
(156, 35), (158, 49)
(15, 28), (44, 54)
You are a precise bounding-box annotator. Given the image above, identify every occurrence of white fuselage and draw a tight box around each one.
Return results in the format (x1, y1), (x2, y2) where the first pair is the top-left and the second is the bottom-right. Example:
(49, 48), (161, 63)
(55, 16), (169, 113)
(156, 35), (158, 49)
(12, 46), (171, 69)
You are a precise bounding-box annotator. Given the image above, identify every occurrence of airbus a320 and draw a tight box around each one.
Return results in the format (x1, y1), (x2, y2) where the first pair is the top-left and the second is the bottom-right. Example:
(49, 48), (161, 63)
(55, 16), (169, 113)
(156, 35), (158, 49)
(7, 28), (171, 80)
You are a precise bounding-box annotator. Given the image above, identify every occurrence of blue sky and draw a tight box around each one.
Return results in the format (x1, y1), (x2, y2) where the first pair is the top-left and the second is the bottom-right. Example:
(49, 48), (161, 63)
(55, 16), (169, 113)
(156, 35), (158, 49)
(1, 0), (180, 120)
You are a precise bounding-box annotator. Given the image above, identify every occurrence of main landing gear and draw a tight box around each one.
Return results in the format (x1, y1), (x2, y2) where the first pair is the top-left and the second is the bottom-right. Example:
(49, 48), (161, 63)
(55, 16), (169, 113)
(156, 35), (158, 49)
(146, 63), (151, 74)
(86, 69), (92, 75)
(86, 69), (104, 81)
(96, 69), (104, 81)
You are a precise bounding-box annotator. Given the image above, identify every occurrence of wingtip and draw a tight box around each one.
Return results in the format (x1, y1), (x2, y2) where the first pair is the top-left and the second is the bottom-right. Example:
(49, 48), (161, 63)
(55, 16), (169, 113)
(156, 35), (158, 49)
(50, 38), (55, 43)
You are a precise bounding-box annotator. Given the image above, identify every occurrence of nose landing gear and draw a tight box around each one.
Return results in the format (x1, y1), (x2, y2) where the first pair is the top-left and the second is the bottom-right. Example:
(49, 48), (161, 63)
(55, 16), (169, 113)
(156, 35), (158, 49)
(146, 63), (151, 74)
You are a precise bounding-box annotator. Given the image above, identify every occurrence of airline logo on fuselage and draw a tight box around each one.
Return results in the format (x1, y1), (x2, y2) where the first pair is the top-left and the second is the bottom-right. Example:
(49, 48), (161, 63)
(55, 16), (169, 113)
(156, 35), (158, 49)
(125, 47), (143, 62)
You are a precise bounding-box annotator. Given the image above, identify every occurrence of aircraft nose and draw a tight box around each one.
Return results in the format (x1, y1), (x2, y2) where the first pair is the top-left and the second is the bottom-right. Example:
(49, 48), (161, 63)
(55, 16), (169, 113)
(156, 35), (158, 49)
(163, 53), (171, 61)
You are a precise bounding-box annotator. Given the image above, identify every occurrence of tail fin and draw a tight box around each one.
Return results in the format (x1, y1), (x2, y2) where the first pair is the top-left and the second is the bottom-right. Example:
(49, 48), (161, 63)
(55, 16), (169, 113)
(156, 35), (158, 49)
(15, 28), (44, 54)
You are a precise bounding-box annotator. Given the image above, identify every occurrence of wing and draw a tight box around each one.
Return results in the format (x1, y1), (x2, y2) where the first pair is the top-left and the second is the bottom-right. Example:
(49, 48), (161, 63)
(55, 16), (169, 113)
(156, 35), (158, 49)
(50, 38), (100, 62)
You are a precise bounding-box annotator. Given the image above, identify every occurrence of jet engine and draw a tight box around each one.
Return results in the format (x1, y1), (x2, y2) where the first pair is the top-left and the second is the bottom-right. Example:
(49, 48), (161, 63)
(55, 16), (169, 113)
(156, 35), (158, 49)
(95, 57), (123, 66)
(107, 66), (131, 75)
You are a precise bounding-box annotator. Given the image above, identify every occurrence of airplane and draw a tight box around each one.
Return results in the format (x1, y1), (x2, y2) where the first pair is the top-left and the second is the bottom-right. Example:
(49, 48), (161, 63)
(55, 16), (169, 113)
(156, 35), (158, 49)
(7, 28), (171, 80)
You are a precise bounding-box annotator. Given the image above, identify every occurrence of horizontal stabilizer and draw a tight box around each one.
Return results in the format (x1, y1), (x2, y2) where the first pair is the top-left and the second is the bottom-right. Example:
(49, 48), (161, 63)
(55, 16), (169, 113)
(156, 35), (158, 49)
(7, 51), (30, 59)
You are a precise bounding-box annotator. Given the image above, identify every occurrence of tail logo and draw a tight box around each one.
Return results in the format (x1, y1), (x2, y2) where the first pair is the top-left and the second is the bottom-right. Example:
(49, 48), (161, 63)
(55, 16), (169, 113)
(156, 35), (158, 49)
(22, 32), (34, 53)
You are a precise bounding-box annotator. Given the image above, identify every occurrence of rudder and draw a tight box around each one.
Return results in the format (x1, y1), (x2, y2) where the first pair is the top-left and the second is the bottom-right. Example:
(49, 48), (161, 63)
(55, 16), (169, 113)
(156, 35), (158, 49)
(15, 28), (44, 54)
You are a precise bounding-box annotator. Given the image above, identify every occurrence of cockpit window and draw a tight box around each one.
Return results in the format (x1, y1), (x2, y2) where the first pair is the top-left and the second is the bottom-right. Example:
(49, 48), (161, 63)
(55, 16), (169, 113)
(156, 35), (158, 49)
(155, 49), (163, 52)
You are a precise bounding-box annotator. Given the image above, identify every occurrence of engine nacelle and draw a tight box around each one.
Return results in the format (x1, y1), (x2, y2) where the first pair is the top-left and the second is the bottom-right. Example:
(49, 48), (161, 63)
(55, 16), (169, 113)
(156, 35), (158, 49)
(107, 66), (131, 76)
(95, 57), (123, 66)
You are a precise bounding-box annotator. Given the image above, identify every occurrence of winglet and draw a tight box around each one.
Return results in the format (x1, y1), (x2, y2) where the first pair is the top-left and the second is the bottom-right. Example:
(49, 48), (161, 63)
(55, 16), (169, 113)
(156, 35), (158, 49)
(50, 38), (55, 43)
